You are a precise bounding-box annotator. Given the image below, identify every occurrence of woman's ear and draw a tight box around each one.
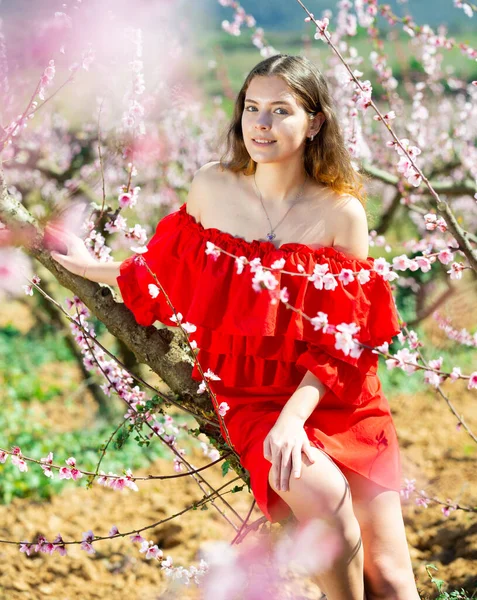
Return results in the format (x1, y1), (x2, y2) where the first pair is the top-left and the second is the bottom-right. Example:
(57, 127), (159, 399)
(311, 112), (326, 136)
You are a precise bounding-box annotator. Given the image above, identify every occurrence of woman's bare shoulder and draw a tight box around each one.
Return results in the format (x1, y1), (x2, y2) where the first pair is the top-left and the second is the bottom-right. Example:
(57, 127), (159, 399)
(187, 161), (229, 220)
(196, 160), (228, 177)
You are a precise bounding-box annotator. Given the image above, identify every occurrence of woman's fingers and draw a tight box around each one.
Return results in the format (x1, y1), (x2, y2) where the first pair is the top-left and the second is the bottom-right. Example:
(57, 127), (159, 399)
(271, 449), (282, 491)
(263, 437), (271, 461)
(293, 445), (302, 479)
(280, 447), (293, 491)
(302, 439), (316, 463)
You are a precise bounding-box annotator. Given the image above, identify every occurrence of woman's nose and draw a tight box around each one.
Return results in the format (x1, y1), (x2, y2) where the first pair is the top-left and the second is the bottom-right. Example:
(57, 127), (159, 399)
(255, 116), (272, 129)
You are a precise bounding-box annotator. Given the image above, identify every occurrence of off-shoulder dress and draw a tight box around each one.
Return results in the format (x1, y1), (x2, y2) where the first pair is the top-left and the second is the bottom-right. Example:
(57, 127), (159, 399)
(116, 202), (402, 523)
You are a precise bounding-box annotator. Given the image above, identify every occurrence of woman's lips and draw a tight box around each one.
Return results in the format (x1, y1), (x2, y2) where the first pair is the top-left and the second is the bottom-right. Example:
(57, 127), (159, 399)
(251, 139), (276, 147)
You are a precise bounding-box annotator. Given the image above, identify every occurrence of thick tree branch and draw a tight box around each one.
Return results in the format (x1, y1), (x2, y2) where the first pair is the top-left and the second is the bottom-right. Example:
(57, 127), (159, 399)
(362, 162), (477, 198)
(0, 166), (219, 430)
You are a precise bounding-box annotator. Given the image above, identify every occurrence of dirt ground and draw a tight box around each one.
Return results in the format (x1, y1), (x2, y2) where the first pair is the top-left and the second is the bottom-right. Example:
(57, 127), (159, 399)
(0, 281), (476, 600)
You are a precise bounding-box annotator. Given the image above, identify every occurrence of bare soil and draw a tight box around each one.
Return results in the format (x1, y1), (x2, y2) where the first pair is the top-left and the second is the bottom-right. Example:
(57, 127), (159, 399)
(0, 280), (476, 600)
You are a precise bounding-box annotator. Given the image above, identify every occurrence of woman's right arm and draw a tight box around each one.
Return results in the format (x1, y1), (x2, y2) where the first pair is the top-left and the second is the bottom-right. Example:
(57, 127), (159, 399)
(82, 261), (122, 286)
(46, 162), (214, 286)
(46, 224), (122, 286)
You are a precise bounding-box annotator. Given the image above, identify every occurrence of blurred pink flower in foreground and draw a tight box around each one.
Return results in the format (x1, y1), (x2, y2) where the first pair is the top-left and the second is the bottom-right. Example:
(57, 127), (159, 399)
(0, 248), (33, 299)
(197, 518), (342, 599)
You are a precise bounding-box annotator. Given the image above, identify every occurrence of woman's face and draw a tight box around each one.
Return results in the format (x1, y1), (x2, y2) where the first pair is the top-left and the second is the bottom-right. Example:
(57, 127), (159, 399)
(241, 75), (321, 165)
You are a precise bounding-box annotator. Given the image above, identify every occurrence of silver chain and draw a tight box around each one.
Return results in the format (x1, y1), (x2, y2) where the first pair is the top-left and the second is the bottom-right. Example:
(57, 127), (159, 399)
(253, 171), (308, 242)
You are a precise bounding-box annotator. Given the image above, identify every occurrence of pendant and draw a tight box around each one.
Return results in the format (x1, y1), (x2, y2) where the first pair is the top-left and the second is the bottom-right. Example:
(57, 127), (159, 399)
(266, 232), (276, 241)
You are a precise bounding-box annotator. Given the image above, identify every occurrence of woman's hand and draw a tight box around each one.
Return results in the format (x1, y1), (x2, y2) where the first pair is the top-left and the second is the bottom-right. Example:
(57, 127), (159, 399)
(44, 224), (98, 278)
(263, 414), (316, 492)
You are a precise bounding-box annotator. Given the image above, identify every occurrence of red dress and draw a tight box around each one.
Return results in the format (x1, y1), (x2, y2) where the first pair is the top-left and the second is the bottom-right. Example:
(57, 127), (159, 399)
(116, 203), (402, 523)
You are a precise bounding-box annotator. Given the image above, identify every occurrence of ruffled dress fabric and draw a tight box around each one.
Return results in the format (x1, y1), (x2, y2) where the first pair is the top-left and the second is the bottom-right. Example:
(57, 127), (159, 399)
(116, 203), (402, 523)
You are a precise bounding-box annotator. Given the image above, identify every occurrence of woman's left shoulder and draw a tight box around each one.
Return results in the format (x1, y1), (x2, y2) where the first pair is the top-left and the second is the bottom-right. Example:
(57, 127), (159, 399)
(330, 194), (369, 260)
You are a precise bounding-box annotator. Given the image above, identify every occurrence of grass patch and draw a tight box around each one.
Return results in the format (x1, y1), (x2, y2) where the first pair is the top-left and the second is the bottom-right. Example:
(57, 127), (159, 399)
(0, 398), (172, 505)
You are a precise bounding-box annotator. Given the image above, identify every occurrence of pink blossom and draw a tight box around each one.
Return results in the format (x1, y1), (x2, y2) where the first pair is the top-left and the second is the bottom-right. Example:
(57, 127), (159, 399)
(424, 370), (442, 388)
(130, 533), (145, 544)
(424, 213), (437, 230)
(52, 534), (67, 556)
(234, 256), (247, 275)
(140, 541), (164, 560)
(41, 451), (53, 465)
(386, 348), (419, 373)
(70, 468), (83, 481)
(169, 312), (183, 324)
(450, 367), (462, 381)
(11, 454), (28, 472)
(310, 311), (329, 332)
(354, 80), (373, 111)
(97, 471), (109, 486)
(372, 257), (391, 276)
(35, 535), (47, 553)
(437, 249), (454, 265)
(19, 542), (33, 556)
(251, 268), (279, 292)
(41, 466), (54, 478)
(400, 478), (416, 500)
(313, 17), (330, 41)
(334, 325), (361, 356)
(105, 215), (127, 233)
(59, 467), (72, 479)
(323, 273), (338, 290)
(447, 262), (465, 280)
(270, 258), (286, 271)
(148, 284), (160, 298)
(54, 544), (68, 556)
(40, 541), (56, 555)
(218, 402), (230, 417)
(407, 169), (422, 188)
(43, 60), (56, 82)
(81, 530), (95, 554)
(392, 254), (412, 270)
(338, 268), (355, 284)
(110, 476), (127, 491)
(415, 494), (429, 508)
(182, 321), (197, 334)
(468, 371), (477, 390)
(118, 192), (133, 208)
(0, 451), (8, 463)
(309, 262), (330, 287)
(428, 357), (443, 370)
(357, 268), (371, 284)
(81, 541), (95, 554)
(109, 526), (119, 537)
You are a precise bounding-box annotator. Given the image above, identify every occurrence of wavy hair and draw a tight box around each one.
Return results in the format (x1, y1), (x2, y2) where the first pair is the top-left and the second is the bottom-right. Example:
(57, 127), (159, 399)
(218, 54), (368, 205)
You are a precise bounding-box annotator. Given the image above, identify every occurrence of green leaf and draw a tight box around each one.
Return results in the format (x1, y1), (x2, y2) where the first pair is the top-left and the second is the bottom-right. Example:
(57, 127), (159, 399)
(221, 460), (231, 477)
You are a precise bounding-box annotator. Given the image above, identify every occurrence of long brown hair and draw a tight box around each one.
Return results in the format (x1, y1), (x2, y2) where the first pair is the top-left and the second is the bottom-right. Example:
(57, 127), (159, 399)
(218, 54), (368, 205)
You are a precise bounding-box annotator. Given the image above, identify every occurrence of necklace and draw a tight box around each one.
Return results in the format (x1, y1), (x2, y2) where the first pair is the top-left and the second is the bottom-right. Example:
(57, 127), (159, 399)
(253, 172), (308, 242)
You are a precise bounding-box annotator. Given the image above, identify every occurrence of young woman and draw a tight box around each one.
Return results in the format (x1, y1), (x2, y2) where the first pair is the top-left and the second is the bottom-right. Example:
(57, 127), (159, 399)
(48, 55), (421, 600)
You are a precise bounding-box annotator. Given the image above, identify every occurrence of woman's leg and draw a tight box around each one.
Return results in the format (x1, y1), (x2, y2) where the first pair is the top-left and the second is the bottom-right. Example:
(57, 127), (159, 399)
(340, 467), (421, 600)
(268, 445), (366, 600)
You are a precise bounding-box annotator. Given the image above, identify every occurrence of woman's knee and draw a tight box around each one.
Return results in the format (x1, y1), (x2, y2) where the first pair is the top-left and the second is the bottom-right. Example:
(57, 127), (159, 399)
(267, 446), (355, 524)
(365, 558), (418, 600)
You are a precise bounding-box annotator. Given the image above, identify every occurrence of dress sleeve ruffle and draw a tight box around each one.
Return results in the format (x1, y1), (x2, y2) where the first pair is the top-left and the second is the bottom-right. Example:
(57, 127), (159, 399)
(116, 203), (401, 387)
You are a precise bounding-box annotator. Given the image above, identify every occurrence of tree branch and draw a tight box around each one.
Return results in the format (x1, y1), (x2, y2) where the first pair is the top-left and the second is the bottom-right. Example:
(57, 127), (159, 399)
(0, 166), (219, 432)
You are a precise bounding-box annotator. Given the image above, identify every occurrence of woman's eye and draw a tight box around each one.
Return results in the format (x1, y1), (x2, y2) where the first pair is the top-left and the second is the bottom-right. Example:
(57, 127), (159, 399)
(244, 106), (288, 115)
